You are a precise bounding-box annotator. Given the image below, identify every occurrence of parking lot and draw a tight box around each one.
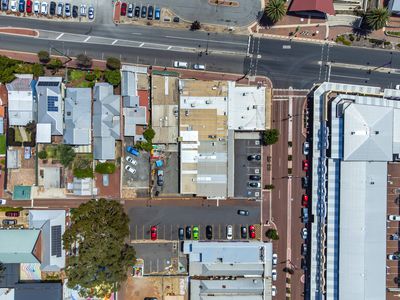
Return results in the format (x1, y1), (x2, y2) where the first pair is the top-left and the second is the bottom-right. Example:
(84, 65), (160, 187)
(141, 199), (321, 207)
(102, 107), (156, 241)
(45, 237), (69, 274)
(234, 138), (262, 199)
(123, 140), (150, 189)
(153, 150), (179, 196)
(128, 204), (261, 241)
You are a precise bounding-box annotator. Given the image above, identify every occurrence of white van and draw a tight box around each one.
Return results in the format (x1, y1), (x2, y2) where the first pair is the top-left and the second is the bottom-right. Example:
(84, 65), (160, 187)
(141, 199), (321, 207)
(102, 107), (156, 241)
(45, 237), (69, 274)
(193, 64), (205, 70)
(173, 61), (188, 69)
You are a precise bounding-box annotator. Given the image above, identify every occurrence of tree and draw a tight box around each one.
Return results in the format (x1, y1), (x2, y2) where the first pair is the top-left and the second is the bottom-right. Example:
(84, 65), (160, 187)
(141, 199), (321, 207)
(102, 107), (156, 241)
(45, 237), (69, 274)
(106, 57), (121, 70)
(365, 8), (389, 30)
(95, 162), (116, 174)
(32, 63), (45, 77)
(266, 229), (279, 240)
(264, 0), (286, 24)
(37, 50), (50, 63)
(143, 127), (155, 142)
(57, 144), (76, 167)
(190, 20), (201, 31)
(262, 129), (279, 145)
(46, 58), (63, 71)
(85, 72), (96, 81)
(265, 184), (275, 190)
(63, 199), (135, 298)
(38, 150), (47, 160)
(76, 54), (92, 69)
(105, 69), (121, 86)
(73, 156), (93, 179)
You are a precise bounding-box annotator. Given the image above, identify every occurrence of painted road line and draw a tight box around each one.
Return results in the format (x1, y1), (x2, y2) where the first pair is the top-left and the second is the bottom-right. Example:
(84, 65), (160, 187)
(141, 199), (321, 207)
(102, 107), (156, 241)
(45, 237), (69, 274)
(83, 36), (91, 42)
(165, 35), (247, 45)
(139, 42), (144, 47)
(56, 33), (64, 40)
(282, 45), (291, 49)
(330, 74), (369, 81)
(167, 46), (172, 50)
(131, 32), (142, 35)
(112, 39), (118, 45)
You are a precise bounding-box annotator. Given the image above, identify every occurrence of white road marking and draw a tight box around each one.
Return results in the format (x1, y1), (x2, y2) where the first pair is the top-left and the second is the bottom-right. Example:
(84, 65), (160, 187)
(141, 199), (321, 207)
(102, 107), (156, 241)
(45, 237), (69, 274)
(330, 74), (369, 80)
(131, 32), (142, 35)
(282, 45), (291, 49)
(112, 39), (118, 45)
(165, 35), (247, 45)
(139, 42), (144, 47)
(83, 36), (91, 42)
(167, 46), (172, 50)
(56, 33), (64, 40)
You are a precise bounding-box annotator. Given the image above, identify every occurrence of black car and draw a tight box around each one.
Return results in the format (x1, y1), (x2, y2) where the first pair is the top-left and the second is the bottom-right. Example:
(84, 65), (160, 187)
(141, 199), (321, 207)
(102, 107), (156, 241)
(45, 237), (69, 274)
(134, 5), (140, 17)
(140, 5), (146, 18)
(147, 5), (153, 19)
(173, 16), (179, 22)
(248, 182), (260, 188)
(185, 226), (191, 239)
(178, 227), (184, 240)
(18, 0), (24, 12)
(237, 209), (249, 216)
(49, 1), (55, 15)
(2, 0), (8, 10)
(72, 5), (78, 17)
(301, 243), (307, 256)
(249, 175), (261, 181)
(206, 225), (212, 240)
(248, 154), (261, 161)
(301, 258), (307, 270)
(240, 226), (247, 238)
(2, 219), (17, 225)
(302, 177), (309, 189)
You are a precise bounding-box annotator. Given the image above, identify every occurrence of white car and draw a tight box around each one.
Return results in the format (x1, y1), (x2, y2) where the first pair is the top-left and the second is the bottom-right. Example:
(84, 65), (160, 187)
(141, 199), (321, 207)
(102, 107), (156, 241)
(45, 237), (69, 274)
(272, 253), (278, 265)
(303, 141), (310, 155)
(33, 0), (39, 13)
(388, 254), (400, 260)
(88, 6), (94, 19)
(80, 4), (86, 16)
(125, 165), (136, 174)
(388, 215), (400, 221)
(271, 269), (277, 281)
(193, 64), (205, 70)
(0, 199), (6, 205)
(41, 1), (48, 14)
(125, 156), (137, 165)
(271, 285), (277, 297)
(301, 227), (308, 240)
(226, 225), (233, 240)
(10, 0), (17, 11)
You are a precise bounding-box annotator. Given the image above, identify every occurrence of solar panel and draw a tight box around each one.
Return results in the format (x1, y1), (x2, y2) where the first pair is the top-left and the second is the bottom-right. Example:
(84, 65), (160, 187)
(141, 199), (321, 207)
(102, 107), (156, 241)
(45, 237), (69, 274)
(51, 225), (62, 257)
(48, 96), (59, 112)
(37, 81), (60, 87)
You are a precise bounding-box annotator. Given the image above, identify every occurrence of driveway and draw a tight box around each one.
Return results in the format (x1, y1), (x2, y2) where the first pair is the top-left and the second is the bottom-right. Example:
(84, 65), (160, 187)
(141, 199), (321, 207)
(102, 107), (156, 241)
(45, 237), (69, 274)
(131, 0), (262, 26)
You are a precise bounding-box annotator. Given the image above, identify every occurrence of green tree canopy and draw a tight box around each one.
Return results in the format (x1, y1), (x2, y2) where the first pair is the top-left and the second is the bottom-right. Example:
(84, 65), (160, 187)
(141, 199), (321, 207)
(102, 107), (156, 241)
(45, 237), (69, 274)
(31, 63), (45, 77)
(63, 199), (135, 298)
(106, 57), (121, 70)
(262, 129), (279, 145)
(47, 58), (63, 71)
(105, 69), (121, 86)
(76, 54), (93, 69)
(143, 127), (155, 142)
(38, 150), (47, 160)
(57, 144), (76, 167)
(37, 50), (50, 63)
(264, 0), (286, 24)
(365, 8), (389, 30)
(266, 229), (279, 240)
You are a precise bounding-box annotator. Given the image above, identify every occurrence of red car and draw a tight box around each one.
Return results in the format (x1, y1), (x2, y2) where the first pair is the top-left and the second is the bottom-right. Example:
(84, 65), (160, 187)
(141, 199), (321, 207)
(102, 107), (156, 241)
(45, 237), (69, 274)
(26, 0), (32, 13)
(249, 225), (256, 239)
(120, 2), (127, 16)
(5, 211), (19, 217)
(302, 159), (309, 171)
(150, 225), (157, 240)
(302, 194), (309, 207)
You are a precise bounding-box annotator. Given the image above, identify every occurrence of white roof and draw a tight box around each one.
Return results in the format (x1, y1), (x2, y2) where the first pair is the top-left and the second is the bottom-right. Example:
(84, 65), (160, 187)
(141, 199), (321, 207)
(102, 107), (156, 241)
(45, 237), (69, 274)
(181, 131), (199, 142)
(36, 123), (52, 143)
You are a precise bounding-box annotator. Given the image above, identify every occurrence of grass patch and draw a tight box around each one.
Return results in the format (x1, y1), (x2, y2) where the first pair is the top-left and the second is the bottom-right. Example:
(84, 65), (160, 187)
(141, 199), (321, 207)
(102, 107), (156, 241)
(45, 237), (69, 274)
(70, 70), (86, 81)
(77, 80), (94, 88)
(0, 135), (6, 155)
(0, 206), (24, 212)
(387, 31), (400, 36)
(14, 128), (23, 142)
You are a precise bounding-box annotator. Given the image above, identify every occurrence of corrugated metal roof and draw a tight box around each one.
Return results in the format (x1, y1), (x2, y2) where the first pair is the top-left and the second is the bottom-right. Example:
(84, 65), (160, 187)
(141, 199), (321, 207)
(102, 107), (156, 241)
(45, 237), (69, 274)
(0, 229), (41, 264)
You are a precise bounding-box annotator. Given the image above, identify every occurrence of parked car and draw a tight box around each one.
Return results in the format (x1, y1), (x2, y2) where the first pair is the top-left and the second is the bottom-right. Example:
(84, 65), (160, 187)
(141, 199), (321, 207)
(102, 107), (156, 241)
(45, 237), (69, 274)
(206, 225), (212, 240)
(72, 4), (77, 17)
(248, 182), (261, 188)
(301, 227), (308, 240)
(18, 0), (24, 12)
(150, 225), (157, 240)
(302, 207), (309, 223)
(272, 269), (277, 281)
(272, 253), (278, 265)
(185, 226), (191, 239)
(49, 1), (55, 15)
(157, 170), (164, 186)
(34, 0), (40, 13)
(193, 226), (199, 240)
(10, 0), (17, 11)
(302, 194), (309, 207)
(26, 0), (32, 12)
(127, 3), (133, 17)
(79, 3), (86, 16)
(249, 225), (256, 239)
(301, 177), (309, 189)
(388, 254), (400, 260)
(178, 227), (184, 240)
(56, 1), (62, 15)
(303, 141), (310, 155)
(173, 61), (188, 68)
(147, 5), (153, 19)
(140, 4), (146, 17)
(125, 156), (137, 165)
(237, 209), (249, 216)
(0, 199), (6, 205)
(301, 243), (307, 256)
(240, 226), (247, 238)
(301, 258), (307, 270)
(5, 211), (19, 217)
(65, 2), (70, 16)
(134, 4), (139, 17)
(226, 225), (233, 240)
(2, 0), (8, 10)
(173, 16), (179, 22)
(120, 1), (126, 15)
(302, 159), (309, 171)
(249, 175), (261, 181)
(193, 64), (205, 70)
(2, 219), (17, 225)
(154, 7), (160, 20)
(40, 1), (48, 14)
(126, 146), (139, 156)
(271, 285), (277, 297)
(125, 165), (136, 175)
(388, 215), (400, 221)
(247, 154), (261, 161)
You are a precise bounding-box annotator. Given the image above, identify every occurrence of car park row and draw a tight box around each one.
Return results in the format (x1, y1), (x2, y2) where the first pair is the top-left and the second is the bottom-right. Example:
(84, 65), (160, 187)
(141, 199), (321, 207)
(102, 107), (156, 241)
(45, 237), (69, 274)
(120, 2), (160, 20)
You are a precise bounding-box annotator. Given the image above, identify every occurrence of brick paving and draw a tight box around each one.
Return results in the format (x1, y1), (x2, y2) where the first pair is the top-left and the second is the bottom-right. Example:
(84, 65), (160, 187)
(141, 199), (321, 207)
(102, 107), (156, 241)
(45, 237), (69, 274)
(0, 27), (38, 36)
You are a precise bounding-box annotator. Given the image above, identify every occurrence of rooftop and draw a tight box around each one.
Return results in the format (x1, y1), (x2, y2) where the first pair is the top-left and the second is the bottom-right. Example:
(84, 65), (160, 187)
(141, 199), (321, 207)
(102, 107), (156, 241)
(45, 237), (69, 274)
(288, 0), (335, 15)
(6, 74), (34, 126)
(0, 229), (41, 264)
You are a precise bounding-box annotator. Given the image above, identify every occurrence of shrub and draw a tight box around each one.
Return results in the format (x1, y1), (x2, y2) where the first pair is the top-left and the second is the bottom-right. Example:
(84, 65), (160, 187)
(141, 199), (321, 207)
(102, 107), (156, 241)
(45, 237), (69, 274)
(85, 72), (96, 81)
(57, 144), (76, 167)
(190, 20), (201, 31)
(143, 127), (155, 142)
(342, 40), (351, 46)
(265, 184), (275, 190)
(105, 69), (121, 86)
(95, 162), (116, 174)
(38, 150), (48, 160)
(94, 68), (103, 80)
(262, 129), (279, 145)
(47, 58), (63, 71)
(349, 34), (355, 41)
(266, 229), (279, 240)
(32, 63), (45, 77)
(384, 41), (391, 46)
(38, 50), (50, 63)
(76, 54), (92, 69)
(73, 167), (94, 179)
(135, 141), (152, 152)
(106, 57), (121, 70)
(387, 31), (400, 36)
